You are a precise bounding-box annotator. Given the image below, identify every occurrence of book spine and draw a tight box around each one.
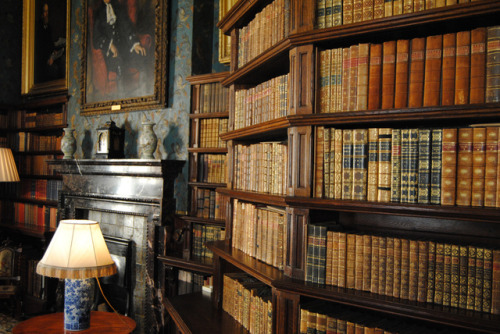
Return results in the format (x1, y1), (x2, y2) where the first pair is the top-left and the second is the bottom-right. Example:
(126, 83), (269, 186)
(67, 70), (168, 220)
(393, 0), (403, 15)
(472, 127), (486, 207)
(355, 234), (364, 290)
(391, 129), (402, 202)
(430, 129), (443, 204)
(368, 44), (382, 110)
(450, 244), (460, 308)
(353, 0), (363, 23)
(306, 224), (315, 282)
(492, 249), (500, 314)
(373, 0), (384, 18)
(456, 127), (473, 206)
(317, 0), (326, 29)
(367, 128), (379, 202)
(356, 43), (370, 111)
(401, 129), (410, 203)
(370, 235), (380, 294)
(483, 248), (493, 313)
(342, 130), (354, 200)
(349, 45), (359, 111)
(459, 245), (469, 309)
(485, 127), (498, 207)
(338, 232), (347, 288)
(381, 41), (397, 109)
(331, 232), (340, 286)
(317, 226), (328, 285)
(486, 26), (500, 103)
(332, 0), (343, 26)
(352, 129), (368, 200)
(427, 241), (436, 303)
(417, 240), (429, 303)
(324, 127), (331, 199)
(393, 237), (402, 298)
(418, 129), (431, 204)
(441, 128), (458, 205)
(475, 247), (484, 312)
(408, 239), (419, 301)
(315, 126), (325, 198)
(377, 128), (392, 202)
(408, 37), (426, 108)
(362, 0), (374, 21)
(385, 237), (394, 296)
(346, 233), (356, 289)
(423, 34), (443, 107)
(342, 48), (351, 111)
(329, 49), (339, 114)
(334, 129), (344, 199)
(434, 243), (445, 304)
(400, 238), (410, 300)
(441, 33), (457, 105)
(319, 50), (332, 114)
(343, 0), (354, 24)
(467, 246), (477, 310)
(470, 27), (487, 104)
(394, 39), (410, 108)
(455, 30), (471, 105)
(384, 0), (393, 17)
(378, 236), (387, 295)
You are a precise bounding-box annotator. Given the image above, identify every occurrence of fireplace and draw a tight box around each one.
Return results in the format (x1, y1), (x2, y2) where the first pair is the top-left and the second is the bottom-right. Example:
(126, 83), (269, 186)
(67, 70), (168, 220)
(49, 159), (184, 333)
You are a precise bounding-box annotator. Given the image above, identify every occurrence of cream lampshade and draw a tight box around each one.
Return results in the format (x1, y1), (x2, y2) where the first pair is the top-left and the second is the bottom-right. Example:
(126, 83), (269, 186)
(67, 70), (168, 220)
(37, 219), (117, 331)
(0, 148), (20, 182)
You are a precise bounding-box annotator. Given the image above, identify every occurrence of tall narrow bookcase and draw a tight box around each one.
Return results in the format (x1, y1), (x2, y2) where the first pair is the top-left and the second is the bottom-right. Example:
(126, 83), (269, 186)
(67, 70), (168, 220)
(167, 1), (500, 333)
(0, 94), (67, 314)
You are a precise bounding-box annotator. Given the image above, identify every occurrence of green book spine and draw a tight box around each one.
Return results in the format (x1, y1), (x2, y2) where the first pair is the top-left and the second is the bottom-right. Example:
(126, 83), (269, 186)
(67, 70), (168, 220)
(317, 225), (328, 285)
(391, 129), (402, 202)
(408, 129), (420, 203)
(427, 241), (436, 303)
(325, 0), (333, 28)
(352, 129), (368, 200)
(434, 243), (445, 304)
(430, 129), (443, 204)
(306, 224), (315, 283)
(417, 129), (431, 204)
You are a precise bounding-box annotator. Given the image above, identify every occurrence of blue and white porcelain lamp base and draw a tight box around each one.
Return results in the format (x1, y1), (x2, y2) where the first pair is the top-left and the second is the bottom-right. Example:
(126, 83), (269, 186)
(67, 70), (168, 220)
(64, 278), (93, 331)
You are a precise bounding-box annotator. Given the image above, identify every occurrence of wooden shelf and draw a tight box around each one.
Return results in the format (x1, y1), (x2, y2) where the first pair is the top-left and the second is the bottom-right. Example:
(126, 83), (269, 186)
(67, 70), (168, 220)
(217, 188), (287, 207)
(188, 181), (227, 188)
(0, 223), (54, 239)
(165, 291), (248, 334)
(0, 197), (58, 207)
(179, 215), (226, 227)
(218, 0), (273, 34)
(158, 255), (214, 275)
(19, 174), (62, 180)
(189, 112), (229, 119)
(5, 124), (67, 133)
(208, 240), (283, 286)
(186, 72), (230, 85)
(13, 150), (63, 156)
(273, 278), (500, 334)
(188, 147), (228, 154)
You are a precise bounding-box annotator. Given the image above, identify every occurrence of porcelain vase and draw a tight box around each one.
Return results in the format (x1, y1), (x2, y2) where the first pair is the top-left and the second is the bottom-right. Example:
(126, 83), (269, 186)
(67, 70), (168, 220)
(64, 278), (93, 331)
(61, 127), (76, 159)
(139, 122), (157, 159)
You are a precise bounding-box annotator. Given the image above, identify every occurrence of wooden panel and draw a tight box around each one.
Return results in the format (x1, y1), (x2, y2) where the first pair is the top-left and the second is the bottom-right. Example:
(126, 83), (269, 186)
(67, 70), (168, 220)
(288, 126), (312, 197)
(290, 0), (316, 34)
(284, 207), (309, 279)
(289, 46), (315, 115)
(275, 289), (300, 334)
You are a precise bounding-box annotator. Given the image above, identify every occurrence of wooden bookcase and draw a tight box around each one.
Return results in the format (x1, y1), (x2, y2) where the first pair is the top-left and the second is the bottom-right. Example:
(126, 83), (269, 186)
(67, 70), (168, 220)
(0, 94), (67, 314)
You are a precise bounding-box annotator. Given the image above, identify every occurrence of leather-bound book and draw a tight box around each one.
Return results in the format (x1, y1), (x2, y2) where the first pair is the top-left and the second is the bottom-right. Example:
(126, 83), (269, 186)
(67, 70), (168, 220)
(456, 127), (473, 206)
(418, 240), (429, 303)
(381, 41), (396, 109)
(362, 0), (374, 21)
(393, 237), (402, 298)
(349, 45), (359, 111)
(454, 30), (471, 105)
(329, 49), (340, 113)
(459, 245), (469, 309)
(329, 128), (336, 198)
(486, 25), (500, 103)
(378, 236), (387, 295)
(471, 127), (486, 207)
(408, 129), (419, 204)
(367, 128), (379, 202)
(417, 129), (431, 204)
(338, 232), (347, 288)
(450, 244), (460, 308)
(484, 127), (498, 207)
(384, 0), (393, 17)
(403, 0), (413, 13)
(385, 237), (395, 297)
(326, 231), (333, 285)
(441, 128), (457, 205)
(343, 0), (354, 24)
(492, 249), (500, 315)
(467, 246), (477, 310)
(390, 129), (402, 202)
(470, 27), (487, 104)
(393, 0), (403, 15)
(352, 129), (368, 200)
(408, 37), (426, 108)
(324, 127), (331, 199)
(325, 0), (334, 28)
(331, 231), (340, 286)
(400, 238), (410, 300)
(315, 126), (325, 198)
(430, 129), (443, 205)
(353, 0), (363, 23)
(443, 243), (452, 306)
(335, 49), (344, 112)
(408, 239), (419, 301)
(319, 50), (332, 114)
(434, 243), (445, 304)
(346, 233), (356, 289)
(342, 129), (354, 200)
(342, 48), (351, 111)
(373, 0), (384, 18)
(441, 33), (456, 105)
(423, 34), (443, 107)
(334, 129), (344, 199)
(355, 233), (364, 290)
(377, 128), (392, 202)
(332, 0), (343, 27)
(414, 0), (425, 11)
(483, 248), (493, 313)
(394, 39), (409, 109)
(368, 44), (382, 110)
(356, 43), (370, 111)
(474, 247), (484, 312)
(370, 235), (380, 294)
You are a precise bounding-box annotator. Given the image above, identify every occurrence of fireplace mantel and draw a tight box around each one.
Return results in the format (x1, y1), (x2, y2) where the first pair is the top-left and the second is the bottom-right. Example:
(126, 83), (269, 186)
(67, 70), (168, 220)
(49, 159), (184, 333)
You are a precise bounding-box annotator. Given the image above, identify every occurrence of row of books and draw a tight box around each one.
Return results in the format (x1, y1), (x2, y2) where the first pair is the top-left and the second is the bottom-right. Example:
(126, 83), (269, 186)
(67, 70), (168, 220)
(197, 154), (226, 184)
(318, 25), (499, 114)
(14, 179), (62, 202)
(199, 118), (228, 148)
(234, 141), (288, 196)
(192, 223), (225, 261)
(315, 126), (500, 207)
(177, 269), (213, 295)
(14, 154), (57, 176)
(7, 132), (61, 152)
(316, 0), (477, 29)
(238, 0), (290, 67)
(12, 202), (57, 229)
(300, 301), (470, 334)
(234, 74), (289, 130)
(22, 258), (48, 299)
(0, 109), (64, 129)
(232, 200), (286, 270)
(195, 188), (228, 220)
(197, 82), (229, 114)
(223, 272), (273, 334)
(305, 224), (500, 314)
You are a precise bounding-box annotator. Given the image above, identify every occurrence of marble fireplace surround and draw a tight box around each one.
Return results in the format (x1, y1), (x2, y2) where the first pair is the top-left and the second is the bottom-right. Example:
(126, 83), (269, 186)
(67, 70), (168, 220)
(49, 159), (184, 334)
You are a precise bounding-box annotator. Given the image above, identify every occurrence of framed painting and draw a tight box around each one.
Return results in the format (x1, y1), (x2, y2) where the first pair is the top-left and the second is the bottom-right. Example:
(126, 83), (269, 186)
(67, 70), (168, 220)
(21, 0), (70, 96)
(80, 0), (168, 115)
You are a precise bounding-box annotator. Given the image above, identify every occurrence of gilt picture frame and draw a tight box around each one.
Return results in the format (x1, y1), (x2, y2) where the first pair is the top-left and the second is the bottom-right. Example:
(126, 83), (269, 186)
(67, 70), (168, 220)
(218, 0), (236, 64)
(21, 0), (70, 96)
(80, 0), (168, 115)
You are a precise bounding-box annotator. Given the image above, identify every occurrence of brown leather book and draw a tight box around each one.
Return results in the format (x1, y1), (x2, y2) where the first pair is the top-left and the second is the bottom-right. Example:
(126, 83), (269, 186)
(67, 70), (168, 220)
(456, 127), (473, 206)
(368, 44), (382, 110)
(441, 33), (457, 106)
(454, 30), (471, 105)
(394, 39), (409, 109)
(346, 233), (356, 289)
(400, 238), (410, 300)
(342, 48), (351, 111)
(355, 234), (364, 290)
(470, 27), (487, 104)
(403, 0), (413, 13)
(381, 40), (396, 109)
(393, 237), (402, 298)
(486, 25), (500, 103)
(393, 0), (403, 15)
(370, 235), (380, 294)
(384, 0), (393, 17)
(353, 0), (364, 23)
(414, 0), (425, 11)
(338, 232), (347, 287)
(408, 239), (419, 301)
(373, 0), (384, 19)
(385, 237), (394, 296)
(356, 43), (371, 111)
(471, 127), (486, 207)
(491, 249), (500, 315)
(378, 236), (387, 295)
(484, 127), (498, 207)
(362, 0), (374, 21)
(377, 128), (392, 202)
(315, 126), (325, 198)
(423, 34), (443, 107)
(367, 128), (379, 202)
(408, 37), (426, 108)
(343, 0), (354, 24)
(441, 128), (457, 205)
(349, 45), (359, 111)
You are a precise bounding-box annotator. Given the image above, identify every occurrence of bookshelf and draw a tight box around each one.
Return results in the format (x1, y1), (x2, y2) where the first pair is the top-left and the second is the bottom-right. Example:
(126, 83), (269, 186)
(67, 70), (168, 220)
(0, 94), (67, 314)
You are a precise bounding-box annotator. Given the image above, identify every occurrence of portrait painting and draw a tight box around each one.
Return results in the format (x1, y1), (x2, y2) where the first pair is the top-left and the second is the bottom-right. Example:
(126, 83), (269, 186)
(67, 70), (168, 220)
(22, 0), (70, 96)
(80, 0), (168, 115)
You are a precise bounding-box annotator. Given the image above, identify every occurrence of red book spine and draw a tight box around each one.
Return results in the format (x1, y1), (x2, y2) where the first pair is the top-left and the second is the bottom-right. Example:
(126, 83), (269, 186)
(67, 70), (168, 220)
(454, 30), (471, 105)
(381, 41), (396, 109)
(394, 39), (409, 109)
(408, 37), (426, 108)
(423, 34), (443, 107)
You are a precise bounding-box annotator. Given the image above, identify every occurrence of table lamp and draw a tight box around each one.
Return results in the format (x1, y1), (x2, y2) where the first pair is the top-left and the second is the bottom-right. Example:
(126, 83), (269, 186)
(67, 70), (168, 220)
(36, 219), (117, 331)
(0, 147), (20, 182)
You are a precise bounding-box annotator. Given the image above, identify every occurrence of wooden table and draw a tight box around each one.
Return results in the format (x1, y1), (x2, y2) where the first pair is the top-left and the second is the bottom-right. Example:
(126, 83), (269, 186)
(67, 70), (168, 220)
(13, 311), (136, 333)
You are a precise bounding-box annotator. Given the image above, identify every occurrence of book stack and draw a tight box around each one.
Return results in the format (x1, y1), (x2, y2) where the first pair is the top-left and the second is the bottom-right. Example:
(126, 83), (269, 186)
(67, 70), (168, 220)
(177, 270), (213, 295)
(314, 125), (500, 208)
(223, 272), (273, 334)
(318, 25), (499, 113)
(14, 154), (58, 176)
(234, 142), (288, 196)
(196, 82), (229, 114)
(7, 132), (62, 152)
(234, 74), (289, 129)
(13, 202), (57, 229)
(5, 110), (65, 129)
(195, 189), (228, 220)
(17, 179), (62, 201)
(197, 154), (226, 183)
(199, 118), (228, 148)
(192, 223), (225, 261)
(232, 200), (286, 270)
(305, 223), (500, 314)
(238, 0), (290, 67)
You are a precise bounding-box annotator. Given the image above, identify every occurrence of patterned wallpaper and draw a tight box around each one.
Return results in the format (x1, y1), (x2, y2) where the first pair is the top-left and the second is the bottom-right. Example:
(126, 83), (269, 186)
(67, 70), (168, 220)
(67, 0), (194, 212)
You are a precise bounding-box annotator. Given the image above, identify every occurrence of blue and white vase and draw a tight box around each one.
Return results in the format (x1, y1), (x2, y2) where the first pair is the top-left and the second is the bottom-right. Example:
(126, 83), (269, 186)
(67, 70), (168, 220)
(64, 278), (93, 331)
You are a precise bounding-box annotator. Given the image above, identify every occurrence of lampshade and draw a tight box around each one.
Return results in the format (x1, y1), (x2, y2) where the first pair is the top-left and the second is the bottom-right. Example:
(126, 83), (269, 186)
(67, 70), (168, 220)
(0, 148), (20, 182)
(37, 219), (117, 279)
